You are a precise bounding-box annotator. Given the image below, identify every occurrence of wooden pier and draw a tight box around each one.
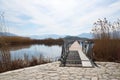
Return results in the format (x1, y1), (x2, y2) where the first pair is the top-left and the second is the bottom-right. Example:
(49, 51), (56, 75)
(60, 40), (95, 67)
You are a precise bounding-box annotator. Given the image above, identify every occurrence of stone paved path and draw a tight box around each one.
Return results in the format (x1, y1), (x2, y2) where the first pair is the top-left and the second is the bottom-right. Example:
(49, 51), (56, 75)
(0, 61), (120, 80)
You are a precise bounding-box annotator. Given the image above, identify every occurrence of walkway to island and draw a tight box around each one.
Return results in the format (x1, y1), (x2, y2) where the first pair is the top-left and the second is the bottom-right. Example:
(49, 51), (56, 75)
(61, 40), (93, 67)
(68, 41), (92, 67)
(0, 61), (120, 80)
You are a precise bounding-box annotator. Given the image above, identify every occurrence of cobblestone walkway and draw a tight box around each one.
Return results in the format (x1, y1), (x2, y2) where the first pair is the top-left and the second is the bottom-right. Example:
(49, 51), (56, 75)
(0, 61), (120, 80)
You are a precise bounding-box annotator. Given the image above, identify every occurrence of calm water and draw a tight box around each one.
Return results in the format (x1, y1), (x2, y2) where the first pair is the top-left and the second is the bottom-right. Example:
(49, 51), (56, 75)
(5, 44), (61, 61)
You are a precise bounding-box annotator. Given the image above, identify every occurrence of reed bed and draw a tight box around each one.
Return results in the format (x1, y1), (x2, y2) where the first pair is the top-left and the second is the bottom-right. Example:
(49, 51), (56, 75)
(92, 18), (120, 62)
(0, 48), (51, 73)
(0, 36), (64, 46)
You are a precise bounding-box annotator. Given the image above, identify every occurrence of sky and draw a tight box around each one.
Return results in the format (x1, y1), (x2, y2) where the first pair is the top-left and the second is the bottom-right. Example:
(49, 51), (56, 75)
(0, 0), (120, 36)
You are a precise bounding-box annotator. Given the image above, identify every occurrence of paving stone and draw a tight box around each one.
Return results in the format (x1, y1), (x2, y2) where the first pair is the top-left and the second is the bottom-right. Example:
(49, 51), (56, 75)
(81, 78), (90, 80)
(0, 61), (120, 80)
(111, 79), (119, 80)
(91, 77), (98, 80)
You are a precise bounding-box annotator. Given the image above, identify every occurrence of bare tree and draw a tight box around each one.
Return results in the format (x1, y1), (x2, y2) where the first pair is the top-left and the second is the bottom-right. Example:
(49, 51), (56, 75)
(0, 12), (7, 46)
(0, 12), (7, 33)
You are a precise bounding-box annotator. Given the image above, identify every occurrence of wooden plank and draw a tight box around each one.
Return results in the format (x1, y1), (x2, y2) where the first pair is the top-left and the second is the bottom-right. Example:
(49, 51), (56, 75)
(68, 41), (93, 67)
(65, 51), (82, 67)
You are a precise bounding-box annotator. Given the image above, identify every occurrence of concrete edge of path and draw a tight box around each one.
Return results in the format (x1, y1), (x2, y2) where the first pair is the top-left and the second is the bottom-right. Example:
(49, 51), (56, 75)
(0, 61), (60, 75)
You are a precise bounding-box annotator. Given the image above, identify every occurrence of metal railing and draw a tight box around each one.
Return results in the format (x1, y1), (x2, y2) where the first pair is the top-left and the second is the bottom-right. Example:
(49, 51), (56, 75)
(60, 40), (74, 66)
(60, 40), (96, 67)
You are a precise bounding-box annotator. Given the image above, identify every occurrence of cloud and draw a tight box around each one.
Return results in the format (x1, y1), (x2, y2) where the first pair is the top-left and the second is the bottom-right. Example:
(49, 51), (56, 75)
(0, 0), (120, 35)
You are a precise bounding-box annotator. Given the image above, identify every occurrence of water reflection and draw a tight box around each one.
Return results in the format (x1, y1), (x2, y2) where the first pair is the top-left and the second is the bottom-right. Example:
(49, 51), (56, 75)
(0, 44), (62, 73)
(8, 45), (31, 51)
(7, 44), (62, 61)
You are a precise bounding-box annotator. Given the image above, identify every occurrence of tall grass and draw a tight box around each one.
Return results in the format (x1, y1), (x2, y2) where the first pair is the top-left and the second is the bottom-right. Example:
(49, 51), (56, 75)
(0, 12), (6, 47)
(0, 36), (63, 46)
(0, 48), (51, 73)
(92, 18), (120, 62)
(0, 36), (32, 45)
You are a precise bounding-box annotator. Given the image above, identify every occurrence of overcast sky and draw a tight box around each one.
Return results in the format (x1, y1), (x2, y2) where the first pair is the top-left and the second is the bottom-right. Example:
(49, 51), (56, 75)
(0, 0), (120, 36)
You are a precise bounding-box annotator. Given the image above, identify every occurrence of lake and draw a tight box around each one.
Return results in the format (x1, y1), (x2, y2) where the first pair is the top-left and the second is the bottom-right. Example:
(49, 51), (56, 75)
(0, 44), (62, 62)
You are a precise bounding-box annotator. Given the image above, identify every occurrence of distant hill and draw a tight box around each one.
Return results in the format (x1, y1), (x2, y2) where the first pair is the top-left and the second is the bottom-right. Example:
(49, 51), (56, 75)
(29, 34), (65, 39)
(64, 36), (81, 40)
(78, 33), (93, 39)
(0, 32), (17, 36)
(0, 32), (93, 39)
(28, 33), (93, 39)
(63, 36), (88, 40)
